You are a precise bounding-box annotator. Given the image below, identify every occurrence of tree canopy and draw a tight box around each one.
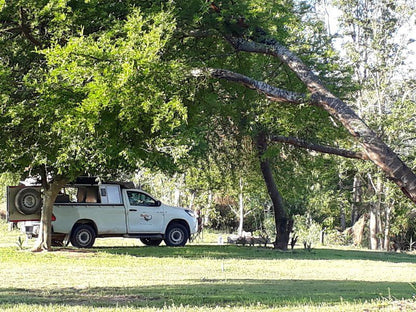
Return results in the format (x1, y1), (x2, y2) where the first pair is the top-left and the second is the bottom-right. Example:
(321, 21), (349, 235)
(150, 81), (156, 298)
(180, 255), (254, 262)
(1, 0), (415, 250)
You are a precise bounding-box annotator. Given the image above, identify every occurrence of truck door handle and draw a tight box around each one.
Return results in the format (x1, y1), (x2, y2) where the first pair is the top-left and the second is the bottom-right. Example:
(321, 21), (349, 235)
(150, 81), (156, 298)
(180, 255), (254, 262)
(129, 209), (137, 212)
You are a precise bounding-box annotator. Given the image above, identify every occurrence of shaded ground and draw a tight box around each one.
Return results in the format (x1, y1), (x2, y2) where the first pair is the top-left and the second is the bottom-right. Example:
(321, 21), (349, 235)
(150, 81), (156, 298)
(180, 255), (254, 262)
(1, 279), (415, 309)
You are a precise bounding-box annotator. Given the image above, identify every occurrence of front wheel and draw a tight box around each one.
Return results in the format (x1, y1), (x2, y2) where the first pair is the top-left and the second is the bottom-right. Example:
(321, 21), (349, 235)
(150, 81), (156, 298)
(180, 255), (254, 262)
(140, 238), (162, 246)
(70, 224), (96, 248)
(164, 223), (188, 247)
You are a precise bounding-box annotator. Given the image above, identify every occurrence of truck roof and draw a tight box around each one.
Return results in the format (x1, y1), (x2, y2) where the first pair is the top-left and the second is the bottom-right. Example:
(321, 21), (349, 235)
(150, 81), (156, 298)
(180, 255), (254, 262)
(20, 176), (136, 189)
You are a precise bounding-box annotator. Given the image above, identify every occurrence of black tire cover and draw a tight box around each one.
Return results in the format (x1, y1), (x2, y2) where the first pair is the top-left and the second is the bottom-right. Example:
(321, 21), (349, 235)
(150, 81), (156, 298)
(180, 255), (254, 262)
(14, 188), (42, 215)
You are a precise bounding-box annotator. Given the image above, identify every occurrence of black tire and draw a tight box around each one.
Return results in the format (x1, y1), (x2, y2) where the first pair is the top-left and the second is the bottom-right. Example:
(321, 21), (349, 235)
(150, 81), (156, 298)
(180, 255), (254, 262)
(164, 223), (189, 247)
(140, 238), (163, 246)
(14, 188), (42, 215)
(70, 224), (96, 248)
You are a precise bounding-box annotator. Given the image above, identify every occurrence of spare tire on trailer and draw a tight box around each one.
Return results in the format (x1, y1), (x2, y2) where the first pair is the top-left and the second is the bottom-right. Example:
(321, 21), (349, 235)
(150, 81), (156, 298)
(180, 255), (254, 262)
(14, 188), (42, 215)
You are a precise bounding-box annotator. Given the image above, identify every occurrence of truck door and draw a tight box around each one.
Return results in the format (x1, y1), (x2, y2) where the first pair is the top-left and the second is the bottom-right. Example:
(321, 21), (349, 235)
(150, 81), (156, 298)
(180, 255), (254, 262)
(125, 190), (165, 233)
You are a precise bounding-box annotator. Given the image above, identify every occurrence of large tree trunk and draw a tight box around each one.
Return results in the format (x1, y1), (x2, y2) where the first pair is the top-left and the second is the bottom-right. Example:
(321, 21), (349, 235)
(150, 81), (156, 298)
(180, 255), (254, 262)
(256, 132), (291, 250)
(208, 35), (416, 205)
(32, 177), (68, 252)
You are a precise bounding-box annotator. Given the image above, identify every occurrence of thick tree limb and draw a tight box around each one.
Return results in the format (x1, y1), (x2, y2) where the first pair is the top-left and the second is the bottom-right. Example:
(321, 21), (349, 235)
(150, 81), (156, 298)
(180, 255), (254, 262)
(270, 135), (369, 160)
(192, 68), (308, 104)
(193, 69), (368, 160)
(220, 36), (416, 204)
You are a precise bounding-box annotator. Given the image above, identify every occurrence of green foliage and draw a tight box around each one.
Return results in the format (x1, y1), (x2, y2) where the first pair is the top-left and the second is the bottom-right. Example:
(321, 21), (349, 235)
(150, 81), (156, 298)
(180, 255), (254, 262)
(0, 172), (20, 202)
(331, 0), (416, 249)
(293, 214), (322, 248)
(0, 3), (189, 180)
(3, 0), (408, 250)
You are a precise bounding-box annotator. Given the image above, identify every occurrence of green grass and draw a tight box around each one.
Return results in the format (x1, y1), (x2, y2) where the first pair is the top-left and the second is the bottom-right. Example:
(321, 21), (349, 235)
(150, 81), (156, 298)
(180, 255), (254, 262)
(0, 220), (415, 311)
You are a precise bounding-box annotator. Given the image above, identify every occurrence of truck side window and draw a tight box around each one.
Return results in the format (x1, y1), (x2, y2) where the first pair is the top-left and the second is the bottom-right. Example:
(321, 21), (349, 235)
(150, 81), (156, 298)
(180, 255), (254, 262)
(77, 187), (100, 203)
(127, 191), (157, 206)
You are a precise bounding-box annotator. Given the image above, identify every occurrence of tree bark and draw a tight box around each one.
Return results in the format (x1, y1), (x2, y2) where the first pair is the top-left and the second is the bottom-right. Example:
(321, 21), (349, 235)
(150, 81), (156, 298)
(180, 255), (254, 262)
(32, 177), (68, 252)
(384, 198), (392, 251)
(351, 174), (362, 226)
(351, 213), (367, 247)
(369, 204), (378, 250)
(376, 177), (384, 250)
(255, 132), (291, 250)
(367, 174), (379, 250)
(189, 190), (196, 210)
(206, 36), (416, 205)
(270, 135), (368, 160)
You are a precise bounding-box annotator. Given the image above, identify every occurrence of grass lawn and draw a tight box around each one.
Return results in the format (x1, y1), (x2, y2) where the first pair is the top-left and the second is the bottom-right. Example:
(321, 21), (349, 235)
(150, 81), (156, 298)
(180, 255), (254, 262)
(0, 220), (415, 311)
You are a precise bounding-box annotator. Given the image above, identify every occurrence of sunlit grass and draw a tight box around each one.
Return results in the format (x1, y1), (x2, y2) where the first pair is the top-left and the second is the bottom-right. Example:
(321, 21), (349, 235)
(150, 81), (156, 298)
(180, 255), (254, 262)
(0, 219), (415, 311)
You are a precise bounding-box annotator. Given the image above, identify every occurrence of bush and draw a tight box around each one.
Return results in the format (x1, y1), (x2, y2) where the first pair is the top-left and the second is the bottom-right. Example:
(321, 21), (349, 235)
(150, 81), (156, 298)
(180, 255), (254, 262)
(293, 214), (322, 248)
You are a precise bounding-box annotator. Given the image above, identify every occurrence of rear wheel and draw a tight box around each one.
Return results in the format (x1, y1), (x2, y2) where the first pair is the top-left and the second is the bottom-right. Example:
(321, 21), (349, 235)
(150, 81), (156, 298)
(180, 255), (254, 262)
(140, 238), (162, 246)
(70, 224), (96, 248)
(164, 223), (188, 247)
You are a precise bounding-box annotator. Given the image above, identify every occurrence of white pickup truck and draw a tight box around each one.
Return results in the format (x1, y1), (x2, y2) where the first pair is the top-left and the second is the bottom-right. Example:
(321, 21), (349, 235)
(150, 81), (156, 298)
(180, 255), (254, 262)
(7, 178), (198, 248)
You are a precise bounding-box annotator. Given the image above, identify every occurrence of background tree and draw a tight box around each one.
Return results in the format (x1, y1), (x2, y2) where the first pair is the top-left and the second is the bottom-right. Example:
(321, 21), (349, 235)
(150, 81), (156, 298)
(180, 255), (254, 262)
(332, 0), (416, 249)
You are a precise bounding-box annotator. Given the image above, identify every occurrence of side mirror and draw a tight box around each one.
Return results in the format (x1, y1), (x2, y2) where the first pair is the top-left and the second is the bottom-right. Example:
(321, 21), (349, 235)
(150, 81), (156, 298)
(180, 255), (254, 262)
(156, 200), (162, 207)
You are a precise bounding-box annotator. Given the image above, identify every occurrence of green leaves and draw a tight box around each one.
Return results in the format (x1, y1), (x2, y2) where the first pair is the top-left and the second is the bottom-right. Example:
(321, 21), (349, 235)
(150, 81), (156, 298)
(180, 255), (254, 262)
(0, 4), (190, 178)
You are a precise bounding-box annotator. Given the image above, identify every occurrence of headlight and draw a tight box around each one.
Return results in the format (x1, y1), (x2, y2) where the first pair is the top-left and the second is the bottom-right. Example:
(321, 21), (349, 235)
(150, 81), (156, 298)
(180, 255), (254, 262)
(185, 209), (195, 217)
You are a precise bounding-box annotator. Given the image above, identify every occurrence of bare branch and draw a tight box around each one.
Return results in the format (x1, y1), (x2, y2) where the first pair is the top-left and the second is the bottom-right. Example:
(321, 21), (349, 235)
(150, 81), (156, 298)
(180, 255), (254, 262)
(192, 68), (309, 104)
(0, 27), (22, 34)
(228, 204), (238, 215)
(270, 135), (369, 160)
(243, 210), (253, 217)
(183, 29), (218, 39)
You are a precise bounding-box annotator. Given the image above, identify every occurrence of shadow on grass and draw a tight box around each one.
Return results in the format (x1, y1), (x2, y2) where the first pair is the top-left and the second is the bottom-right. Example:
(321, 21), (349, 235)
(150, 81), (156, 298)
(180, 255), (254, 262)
(90, 245), (416, 264)
(0, 279), (414, 309)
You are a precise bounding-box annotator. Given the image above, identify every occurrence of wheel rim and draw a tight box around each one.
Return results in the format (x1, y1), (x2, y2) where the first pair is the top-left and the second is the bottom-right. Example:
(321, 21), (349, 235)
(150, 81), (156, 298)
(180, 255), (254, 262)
(23, 195), (36, 208)
(78, 231), (91, 245)
(169, 228), (184, 244)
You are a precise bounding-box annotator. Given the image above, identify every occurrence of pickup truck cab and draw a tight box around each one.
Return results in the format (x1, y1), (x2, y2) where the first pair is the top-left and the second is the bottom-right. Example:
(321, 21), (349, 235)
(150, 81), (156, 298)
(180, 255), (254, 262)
(7, 178), (198, 248)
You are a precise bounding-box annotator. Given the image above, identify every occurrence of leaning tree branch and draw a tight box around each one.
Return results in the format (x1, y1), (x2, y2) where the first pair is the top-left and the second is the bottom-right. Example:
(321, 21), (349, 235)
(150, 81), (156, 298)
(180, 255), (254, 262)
(270, 135), (369, 160)
(191, 68), (309, 104)
(219, 35), (416, 204)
